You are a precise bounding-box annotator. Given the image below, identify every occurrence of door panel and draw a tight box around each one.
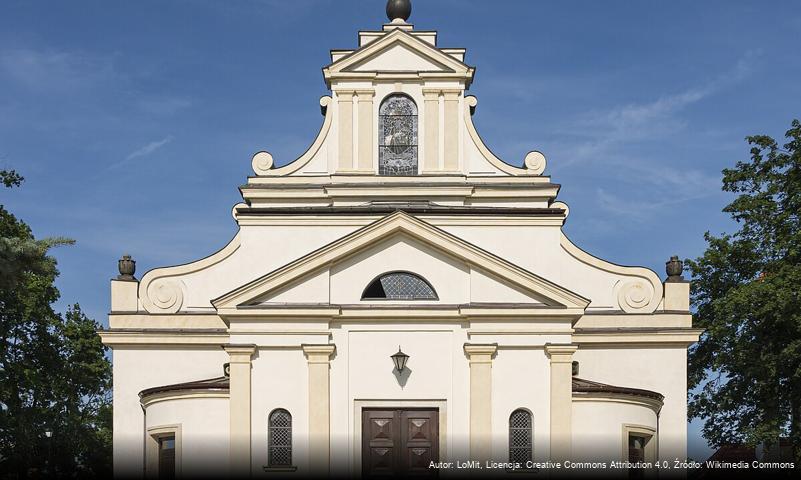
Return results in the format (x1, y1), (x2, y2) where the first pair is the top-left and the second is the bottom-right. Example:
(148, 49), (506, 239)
(363, 410), (400, 477)
(362, 409), (438, 478)
(401, 411), (438, 476)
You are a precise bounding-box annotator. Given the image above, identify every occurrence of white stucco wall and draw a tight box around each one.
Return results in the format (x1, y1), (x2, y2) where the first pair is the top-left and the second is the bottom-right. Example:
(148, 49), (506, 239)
(572, 347), (688, 461)
(144, 396), (230, 476)
(112, 347), (229, 477)
(491, 348), (552, 462)
(329, 325), (471, 475)
(572, 399), (658, 462)
(250, 348), (309, 476)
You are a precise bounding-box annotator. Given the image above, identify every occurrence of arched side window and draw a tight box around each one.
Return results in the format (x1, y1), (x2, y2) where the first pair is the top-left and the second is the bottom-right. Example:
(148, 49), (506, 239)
(379, 95), (418, 176)
(509, 409), (533, 464)
(362, 271), (437, 301)
(268, 409), (292, 467)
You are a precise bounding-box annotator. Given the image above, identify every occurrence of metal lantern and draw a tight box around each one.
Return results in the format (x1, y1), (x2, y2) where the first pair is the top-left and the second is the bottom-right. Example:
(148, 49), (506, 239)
(391, 346), (409, 372)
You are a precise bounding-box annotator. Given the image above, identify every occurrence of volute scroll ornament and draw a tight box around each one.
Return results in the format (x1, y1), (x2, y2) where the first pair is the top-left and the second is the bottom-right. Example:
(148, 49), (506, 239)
(616, 279), (655, 313)
(146, 278), (185, 314)
(251, 151), (274, 175)
(524, 151), (547, 175)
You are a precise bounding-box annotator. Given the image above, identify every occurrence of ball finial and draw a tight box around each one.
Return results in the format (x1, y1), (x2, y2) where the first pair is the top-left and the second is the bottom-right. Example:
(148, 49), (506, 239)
(386, 0), (412, 22)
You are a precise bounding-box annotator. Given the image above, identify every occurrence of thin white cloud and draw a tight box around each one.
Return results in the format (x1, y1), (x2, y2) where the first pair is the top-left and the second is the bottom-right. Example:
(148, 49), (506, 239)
(108, 135), (174, 170)
(548, 50), (763, 168)
(125, 135), (174, 161)
(595, 186), (715, 222)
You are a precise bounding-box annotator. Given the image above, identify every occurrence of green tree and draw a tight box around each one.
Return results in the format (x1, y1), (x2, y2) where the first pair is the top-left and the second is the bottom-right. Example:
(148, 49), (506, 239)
(0, 171), (112, 478)
(688, 119), (801, 464)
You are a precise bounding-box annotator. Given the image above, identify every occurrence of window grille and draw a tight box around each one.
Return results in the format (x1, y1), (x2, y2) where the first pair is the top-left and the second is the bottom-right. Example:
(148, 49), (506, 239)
(268, 409), (292, 467)
(362, 272), (437, 300)
(379, 95), (418, 176)
(509, 409), (533, 464)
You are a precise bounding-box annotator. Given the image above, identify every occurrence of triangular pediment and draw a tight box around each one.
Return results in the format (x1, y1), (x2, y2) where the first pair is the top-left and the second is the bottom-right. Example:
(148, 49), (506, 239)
(212, 212), (589, 312)
(349, 42), (451, 73)
(326, 29), (472, 75)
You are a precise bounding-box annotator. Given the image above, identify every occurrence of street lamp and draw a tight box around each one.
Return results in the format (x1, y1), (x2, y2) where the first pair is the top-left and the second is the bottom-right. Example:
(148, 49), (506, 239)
(44, 429), (53, 475)
(391, 346), (409, 372)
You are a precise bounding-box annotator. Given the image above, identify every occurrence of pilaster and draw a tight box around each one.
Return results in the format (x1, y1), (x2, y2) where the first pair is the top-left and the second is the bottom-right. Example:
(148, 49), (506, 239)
(545, 344), (578, 460)
(442, 89), (461, 172)
(464, 343), (497, 461)
(422, 89), (440, 173)
(356, 90), (375, 173)
(302, 344), (336, 475)
(224, 344), (257, 477)
(336, 90), (354, 172)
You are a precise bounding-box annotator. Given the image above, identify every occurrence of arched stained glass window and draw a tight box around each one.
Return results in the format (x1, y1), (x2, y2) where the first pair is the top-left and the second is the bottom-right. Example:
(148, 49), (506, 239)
(268, 409), (292, 467)
(379, 95), (418, 176)
(362, 272), (437, 300)
(509, 409), (533, 464)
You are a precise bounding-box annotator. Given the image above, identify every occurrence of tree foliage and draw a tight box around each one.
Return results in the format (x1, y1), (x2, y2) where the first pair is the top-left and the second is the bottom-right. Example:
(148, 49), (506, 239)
(687, 119), (801, 463)
(0, 170), (111, 478)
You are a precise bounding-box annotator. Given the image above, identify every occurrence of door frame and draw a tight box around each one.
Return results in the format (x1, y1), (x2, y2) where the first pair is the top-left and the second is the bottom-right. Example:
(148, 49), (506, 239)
(353, 400), (448, 476)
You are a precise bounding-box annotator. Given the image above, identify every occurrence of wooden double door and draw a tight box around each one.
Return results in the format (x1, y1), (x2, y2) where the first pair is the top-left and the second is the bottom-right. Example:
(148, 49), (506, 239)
(362, 409), (439, 477)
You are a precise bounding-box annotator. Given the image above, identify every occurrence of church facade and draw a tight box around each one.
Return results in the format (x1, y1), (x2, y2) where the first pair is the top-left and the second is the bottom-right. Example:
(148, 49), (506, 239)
(101, 2), (700, 477)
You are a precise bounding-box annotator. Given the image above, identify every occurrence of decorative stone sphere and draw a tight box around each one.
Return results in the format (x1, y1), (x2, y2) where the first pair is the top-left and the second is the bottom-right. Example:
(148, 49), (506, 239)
(386, 0), (412, 22)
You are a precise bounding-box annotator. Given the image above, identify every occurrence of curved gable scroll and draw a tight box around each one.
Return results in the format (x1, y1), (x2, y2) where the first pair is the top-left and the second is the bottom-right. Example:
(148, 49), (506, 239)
(560, 232), (663, 313)
(139, 233), (242, 314)
(463, 96), (548, 176)
(251, 96), (333, 176)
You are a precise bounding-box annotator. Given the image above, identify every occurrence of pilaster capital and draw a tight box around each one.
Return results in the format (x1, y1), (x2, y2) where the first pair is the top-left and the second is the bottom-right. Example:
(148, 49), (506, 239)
(302, 344), (336, 364)
(422, 88), (442, 99)
(442, 89), (462, 100)
(544, 344), (578, 363)
(334, 90), (355, 100)
(224, 344), (257, 364)
(464, 343), (498, 364)
(355, 89), (375, 101)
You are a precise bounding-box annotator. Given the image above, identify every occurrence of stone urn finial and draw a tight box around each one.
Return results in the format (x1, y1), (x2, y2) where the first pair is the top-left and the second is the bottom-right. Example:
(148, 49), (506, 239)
(665, 255), (684, 282)
(117, 254), (137, 281)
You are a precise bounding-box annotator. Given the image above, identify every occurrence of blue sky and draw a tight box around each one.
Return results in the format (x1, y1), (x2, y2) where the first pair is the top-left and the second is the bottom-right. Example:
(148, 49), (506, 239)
(1, 0), (799, 461)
